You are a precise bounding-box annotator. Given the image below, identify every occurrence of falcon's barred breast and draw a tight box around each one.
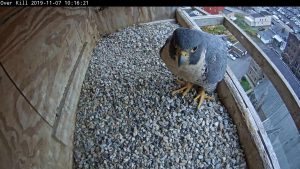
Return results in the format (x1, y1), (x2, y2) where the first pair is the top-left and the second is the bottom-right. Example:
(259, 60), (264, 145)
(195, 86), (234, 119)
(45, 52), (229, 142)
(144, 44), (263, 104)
(159, 27), (228, 109)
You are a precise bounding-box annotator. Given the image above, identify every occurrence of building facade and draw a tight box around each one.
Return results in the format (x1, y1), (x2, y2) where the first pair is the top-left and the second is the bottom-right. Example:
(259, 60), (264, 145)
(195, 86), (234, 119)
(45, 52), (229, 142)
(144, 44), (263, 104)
(257, 29), (275, 44)
(282, 33), (300, 80)
(249, 79), (300, 169)
(245, 12), (272, 27)
(270, 21), (292, 51)
(222, 9), (235, 18)
(247, 58), (265, 86)
(202, 7), (224, 15)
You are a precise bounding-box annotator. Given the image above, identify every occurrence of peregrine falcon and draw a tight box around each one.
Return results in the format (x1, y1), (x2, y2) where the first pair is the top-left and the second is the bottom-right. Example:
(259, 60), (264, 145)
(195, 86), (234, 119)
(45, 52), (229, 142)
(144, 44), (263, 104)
(160, 27), (227, 109)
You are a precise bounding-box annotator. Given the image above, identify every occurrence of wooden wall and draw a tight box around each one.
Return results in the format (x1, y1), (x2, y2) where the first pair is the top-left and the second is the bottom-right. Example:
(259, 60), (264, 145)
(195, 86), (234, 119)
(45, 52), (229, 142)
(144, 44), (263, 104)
(94, 7), (177, 34)
(0, 7), (176, 169)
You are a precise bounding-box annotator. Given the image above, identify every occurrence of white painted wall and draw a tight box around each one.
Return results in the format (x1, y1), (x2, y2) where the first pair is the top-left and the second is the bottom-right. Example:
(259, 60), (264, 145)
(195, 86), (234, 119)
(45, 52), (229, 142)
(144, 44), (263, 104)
(254, 16), (272, 26)
(245, 15), (272, 27)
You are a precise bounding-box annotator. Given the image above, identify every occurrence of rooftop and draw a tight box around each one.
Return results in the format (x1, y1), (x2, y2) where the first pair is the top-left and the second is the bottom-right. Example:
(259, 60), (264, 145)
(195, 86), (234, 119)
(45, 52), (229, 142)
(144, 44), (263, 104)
(250, 11), (271, 18)
(270, 22), (292, 40)
(273, 34), (283, 42)
(258, 29), (275, 40)
(251, 13), (264, 18)
(224, 7), (247, 15)
(295, 33), (300, 40)
(291, 25), (300, 32)
(222, 9), (234, 15)
(260, 11), (271, 16)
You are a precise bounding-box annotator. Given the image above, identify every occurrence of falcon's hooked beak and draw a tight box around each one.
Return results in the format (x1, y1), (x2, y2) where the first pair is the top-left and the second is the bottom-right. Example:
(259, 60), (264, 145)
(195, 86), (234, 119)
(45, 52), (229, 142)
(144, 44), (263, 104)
(178, 51), (189, 67)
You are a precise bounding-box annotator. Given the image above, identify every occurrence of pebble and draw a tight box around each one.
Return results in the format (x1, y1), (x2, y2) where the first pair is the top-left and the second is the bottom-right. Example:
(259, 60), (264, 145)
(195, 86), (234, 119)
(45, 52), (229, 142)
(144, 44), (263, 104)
(73, 22), (247, 169)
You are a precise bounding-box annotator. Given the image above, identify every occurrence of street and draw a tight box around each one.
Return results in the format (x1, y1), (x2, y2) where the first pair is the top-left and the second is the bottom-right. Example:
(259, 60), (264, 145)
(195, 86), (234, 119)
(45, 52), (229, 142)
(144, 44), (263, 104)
(252, 36), (300, 99)
(227, 54), (251, 80)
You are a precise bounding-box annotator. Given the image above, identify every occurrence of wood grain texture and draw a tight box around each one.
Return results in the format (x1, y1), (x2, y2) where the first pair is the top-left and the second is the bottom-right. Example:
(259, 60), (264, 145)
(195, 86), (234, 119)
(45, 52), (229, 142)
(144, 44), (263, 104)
(0, 7), (24, 25)
(225, 68), (280, 169)
(53, 42), (89, 145)
(0, 6), (286, 169)
(0, 7), (178, 168)
(51, 7), (177, 145)
(0, 7), (98, 126)
(176, 8), (224, 29)
(193, 15), (224, 27)
(0, 7), (99, 168)
(217, 73), (265, 169)
(94, 7), (177, 34)
(176, 8), (200, 30)
(0, 65), (72, 169)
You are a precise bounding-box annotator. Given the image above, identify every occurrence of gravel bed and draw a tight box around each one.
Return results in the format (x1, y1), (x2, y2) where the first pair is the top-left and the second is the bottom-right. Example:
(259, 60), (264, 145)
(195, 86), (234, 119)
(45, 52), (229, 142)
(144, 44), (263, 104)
(73, 22), (247, 169)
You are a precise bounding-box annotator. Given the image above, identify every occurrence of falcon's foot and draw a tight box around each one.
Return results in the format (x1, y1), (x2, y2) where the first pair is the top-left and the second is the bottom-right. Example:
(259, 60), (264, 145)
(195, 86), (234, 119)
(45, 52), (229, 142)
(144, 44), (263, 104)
(175, 79), (185, 85)
(194, 88), (214, 109)
(172, 82), (193, 97)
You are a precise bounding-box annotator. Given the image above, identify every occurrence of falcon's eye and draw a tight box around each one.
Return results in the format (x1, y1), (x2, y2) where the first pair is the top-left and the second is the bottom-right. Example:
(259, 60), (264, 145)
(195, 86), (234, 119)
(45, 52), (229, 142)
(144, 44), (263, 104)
(191, 46), (198, 53)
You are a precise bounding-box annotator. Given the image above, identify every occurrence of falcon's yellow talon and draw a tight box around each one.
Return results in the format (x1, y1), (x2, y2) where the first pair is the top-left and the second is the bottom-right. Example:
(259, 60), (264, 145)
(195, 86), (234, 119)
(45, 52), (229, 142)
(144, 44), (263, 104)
(194, 94), (201, 101)
(194, 88), (214, 109)
(172, 82), (193, 97)
(206, 95), (214, 100)
(175, 79), (185, 85)
(160, 28), (227, 110)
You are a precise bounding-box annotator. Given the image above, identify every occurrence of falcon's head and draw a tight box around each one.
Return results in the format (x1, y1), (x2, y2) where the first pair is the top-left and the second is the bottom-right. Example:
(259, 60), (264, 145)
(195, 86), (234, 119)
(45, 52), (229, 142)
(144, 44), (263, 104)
(169, 27), (204, 67)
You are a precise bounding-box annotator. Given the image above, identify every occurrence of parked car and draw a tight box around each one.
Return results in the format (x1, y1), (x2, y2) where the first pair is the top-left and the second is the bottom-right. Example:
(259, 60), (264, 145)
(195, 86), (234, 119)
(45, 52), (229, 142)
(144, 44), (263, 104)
(226, 41), (233, 47)
(228, 54), (236, 61)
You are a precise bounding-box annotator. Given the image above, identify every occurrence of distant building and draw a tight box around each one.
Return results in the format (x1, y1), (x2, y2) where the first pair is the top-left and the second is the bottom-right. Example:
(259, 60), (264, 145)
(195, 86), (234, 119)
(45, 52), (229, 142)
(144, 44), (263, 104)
(202, 7), (224, 15)
(245, 11), (272, 27)
(247, 58), (265, 86)
(272, 15), (279, 21)
(189, 10), (202, 17)
(222, 8), (235, 18)
(273, 35), (285, 51)
(291, 25), (300, 34)
(253, 7), (266, 13)
(269, 21), (292, 51)
(257, 29), (275, 44)
(249, 78), (300, 169)
(270, 21), (292, 41)
(237, 7), (251, 12)
(256, 20), (292, 52)
(282, 33), (300, 80)
(223, 7), (247, 16)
